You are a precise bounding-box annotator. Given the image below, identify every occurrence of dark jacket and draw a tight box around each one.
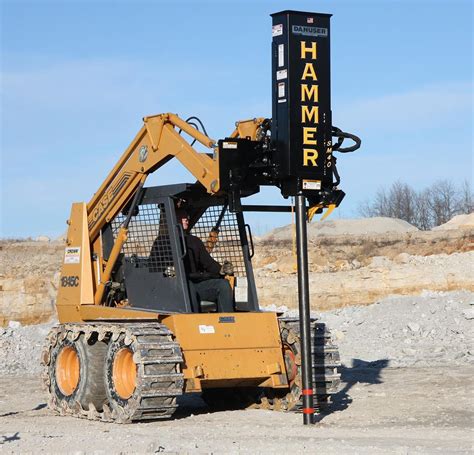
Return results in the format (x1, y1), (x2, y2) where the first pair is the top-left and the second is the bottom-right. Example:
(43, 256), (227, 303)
(184, 234), (221, 282)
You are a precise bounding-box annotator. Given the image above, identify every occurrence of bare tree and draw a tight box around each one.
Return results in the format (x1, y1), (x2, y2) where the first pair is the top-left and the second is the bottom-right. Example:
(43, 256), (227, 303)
(427, 180), (459, 226)
(358, 179), (473, 230)
(387, 181), (417, 225)
(457, 179), (474, 214)
(414, 188), (433, 230)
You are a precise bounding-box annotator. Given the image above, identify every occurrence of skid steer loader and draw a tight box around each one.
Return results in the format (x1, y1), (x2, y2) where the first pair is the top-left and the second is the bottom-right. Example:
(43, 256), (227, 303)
(42, 10), (360, 424)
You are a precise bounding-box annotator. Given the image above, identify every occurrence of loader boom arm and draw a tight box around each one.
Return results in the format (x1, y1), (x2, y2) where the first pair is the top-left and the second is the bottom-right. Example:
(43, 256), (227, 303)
(86, 113), (223, 243)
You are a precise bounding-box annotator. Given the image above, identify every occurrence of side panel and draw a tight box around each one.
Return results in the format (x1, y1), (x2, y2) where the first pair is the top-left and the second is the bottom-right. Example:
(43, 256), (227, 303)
(56, 203), (95, 323)
(162, 312), (288, 390)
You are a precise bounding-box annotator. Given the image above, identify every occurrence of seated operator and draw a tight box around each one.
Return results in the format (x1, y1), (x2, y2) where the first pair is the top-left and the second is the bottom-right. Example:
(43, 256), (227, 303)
(176, 208), (234, 313)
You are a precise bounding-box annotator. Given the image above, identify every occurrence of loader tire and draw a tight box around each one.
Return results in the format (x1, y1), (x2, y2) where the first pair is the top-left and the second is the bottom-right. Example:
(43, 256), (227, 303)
(104, 326), (183, 423)
(46, 330), (107, 412)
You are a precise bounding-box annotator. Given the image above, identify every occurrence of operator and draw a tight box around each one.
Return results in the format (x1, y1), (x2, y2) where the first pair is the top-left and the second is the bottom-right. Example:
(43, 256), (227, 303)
(176, 208), (234, 313)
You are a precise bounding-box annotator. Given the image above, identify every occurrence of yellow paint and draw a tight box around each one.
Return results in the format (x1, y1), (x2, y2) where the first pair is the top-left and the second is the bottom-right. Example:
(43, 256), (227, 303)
(301, 105), (319, 124)
(301, 84), (318, 103)
(300, 41), (317, 59)
(303, 149), (318, 166)
(303, 127), (317, 145)
(161, 312), (288, 390)
(301, 63), (317, 81)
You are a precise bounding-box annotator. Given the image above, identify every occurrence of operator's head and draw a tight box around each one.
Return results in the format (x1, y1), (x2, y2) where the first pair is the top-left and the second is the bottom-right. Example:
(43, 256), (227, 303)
(176, 207), (190, 231)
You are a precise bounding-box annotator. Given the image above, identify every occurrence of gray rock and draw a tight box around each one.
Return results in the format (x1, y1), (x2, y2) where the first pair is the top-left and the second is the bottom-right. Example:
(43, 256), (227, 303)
(407, 322), (420, 332)
(462, 308), (474, 320)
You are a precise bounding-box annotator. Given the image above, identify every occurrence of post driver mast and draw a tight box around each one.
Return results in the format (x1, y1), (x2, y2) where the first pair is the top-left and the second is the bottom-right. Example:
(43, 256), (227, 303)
(270, 11), (352, 424)
(218, 11), (360, 424)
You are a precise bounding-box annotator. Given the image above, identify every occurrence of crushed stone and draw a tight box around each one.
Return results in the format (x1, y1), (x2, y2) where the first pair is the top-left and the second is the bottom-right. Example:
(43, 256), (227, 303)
(1, 291), (472, 375)
(265, 290), (474, 368)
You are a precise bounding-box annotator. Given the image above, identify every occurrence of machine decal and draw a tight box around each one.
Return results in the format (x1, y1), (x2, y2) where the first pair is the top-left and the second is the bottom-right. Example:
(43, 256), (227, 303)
(218, 316), (235, 323)
(272, 24), (283, 37)
(278, 44), (285, 67)
(199, 324), (215, 334)
(278, 82), (285, 98)
(64, 247), (81, 264)
(292, 25), (328, 37)
(88, 172), (132, 230)
(222, 142), (238, 149)
(138, 145), (148, 163)
(302, 179), (321, 190)
(60, 275), (79, 287)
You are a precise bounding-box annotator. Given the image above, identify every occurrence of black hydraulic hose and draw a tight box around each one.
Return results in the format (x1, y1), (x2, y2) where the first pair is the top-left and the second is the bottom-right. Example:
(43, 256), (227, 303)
(185, 116), (209, 137)
(177, 116), (209, 147)
(332, 126), (361, 153)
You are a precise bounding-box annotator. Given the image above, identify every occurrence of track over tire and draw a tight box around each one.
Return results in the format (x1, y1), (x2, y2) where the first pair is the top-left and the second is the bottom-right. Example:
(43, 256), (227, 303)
(47, 332), (107, 412)
(104, 333), (138, 419)
(256, 319), (341, 412)
(104, 327), (183, 423)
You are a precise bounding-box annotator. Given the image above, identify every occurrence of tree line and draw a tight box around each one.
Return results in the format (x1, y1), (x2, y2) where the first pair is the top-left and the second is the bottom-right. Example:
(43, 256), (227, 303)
(358, 179), (473, 230)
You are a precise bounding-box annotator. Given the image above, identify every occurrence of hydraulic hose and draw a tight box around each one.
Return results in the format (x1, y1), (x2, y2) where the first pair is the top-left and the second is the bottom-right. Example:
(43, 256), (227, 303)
(332, 126), (361, 153)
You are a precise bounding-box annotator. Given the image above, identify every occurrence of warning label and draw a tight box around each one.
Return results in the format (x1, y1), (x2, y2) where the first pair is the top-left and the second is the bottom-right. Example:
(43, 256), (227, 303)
(64, 247), (81, 264)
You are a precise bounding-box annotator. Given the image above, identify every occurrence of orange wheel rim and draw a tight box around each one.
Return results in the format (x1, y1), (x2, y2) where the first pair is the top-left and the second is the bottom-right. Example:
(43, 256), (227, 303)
(113, 348), (137, 399)
(56, 346), (80, 396)
(283, 344), (298, 384)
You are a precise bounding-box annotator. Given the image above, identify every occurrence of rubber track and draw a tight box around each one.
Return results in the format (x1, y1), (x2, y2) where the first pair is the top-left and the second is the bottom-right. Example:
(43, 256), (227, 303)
(41, 323), (184, 423)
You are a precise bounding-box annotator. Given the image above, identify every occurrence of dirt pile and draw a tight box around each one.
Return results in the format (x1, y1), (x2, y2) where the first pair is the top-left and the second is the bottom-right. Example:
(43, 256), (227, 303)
(262, 216), (418, 241)
(433, 212), (474, 230)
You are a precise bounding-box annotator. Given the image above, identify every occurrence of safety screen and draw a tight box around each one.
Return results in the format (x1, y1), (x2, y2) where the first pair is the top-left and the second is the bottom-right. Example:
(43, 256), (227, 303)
(191, 205), (246, 277)
(111, 203), (173, 272)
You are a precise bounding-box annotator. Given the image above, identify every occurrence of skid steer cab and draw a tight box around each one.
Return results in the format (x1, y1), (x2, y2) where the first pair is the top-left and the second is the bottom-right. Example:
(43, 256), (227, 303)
(102, 183), (259, 314)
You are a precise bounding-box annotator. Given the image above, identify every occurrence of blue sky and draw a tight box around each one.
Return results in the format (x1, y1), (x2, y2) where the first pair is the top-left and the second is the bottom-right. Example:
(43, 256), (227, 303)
(1, 0), (472, 237)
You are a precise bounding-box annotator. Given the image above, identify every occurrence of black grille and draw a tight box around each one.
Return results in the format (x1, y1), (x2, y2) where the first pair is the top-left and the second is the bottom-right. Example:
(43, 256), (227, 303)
(191, 206), (246, 277)
(111, 203), (174, 273)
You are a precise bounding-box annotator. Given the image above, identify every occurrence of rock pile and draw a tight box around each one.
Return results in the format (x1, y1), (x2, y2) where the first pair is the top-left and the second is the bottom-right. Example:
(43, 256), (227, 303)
(1, 291), (472, 376)
(266, 290), (474, 368)
(0, 321), (55, 375)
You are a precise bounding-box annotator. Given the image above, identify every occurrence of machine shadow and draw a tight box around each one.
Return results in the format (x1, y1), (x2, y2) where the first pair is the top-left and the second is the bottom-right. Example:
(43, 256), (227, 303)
(314, 358), (390, 423)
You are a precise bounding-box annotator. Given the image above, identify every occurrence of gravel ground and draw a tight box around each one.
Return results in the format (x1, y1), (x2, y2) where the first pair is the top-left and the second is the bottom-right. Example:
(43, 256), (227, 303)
(1, 291), (473, 376)
(1, 291), (473, 453)
(1, 366), (472, 453)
